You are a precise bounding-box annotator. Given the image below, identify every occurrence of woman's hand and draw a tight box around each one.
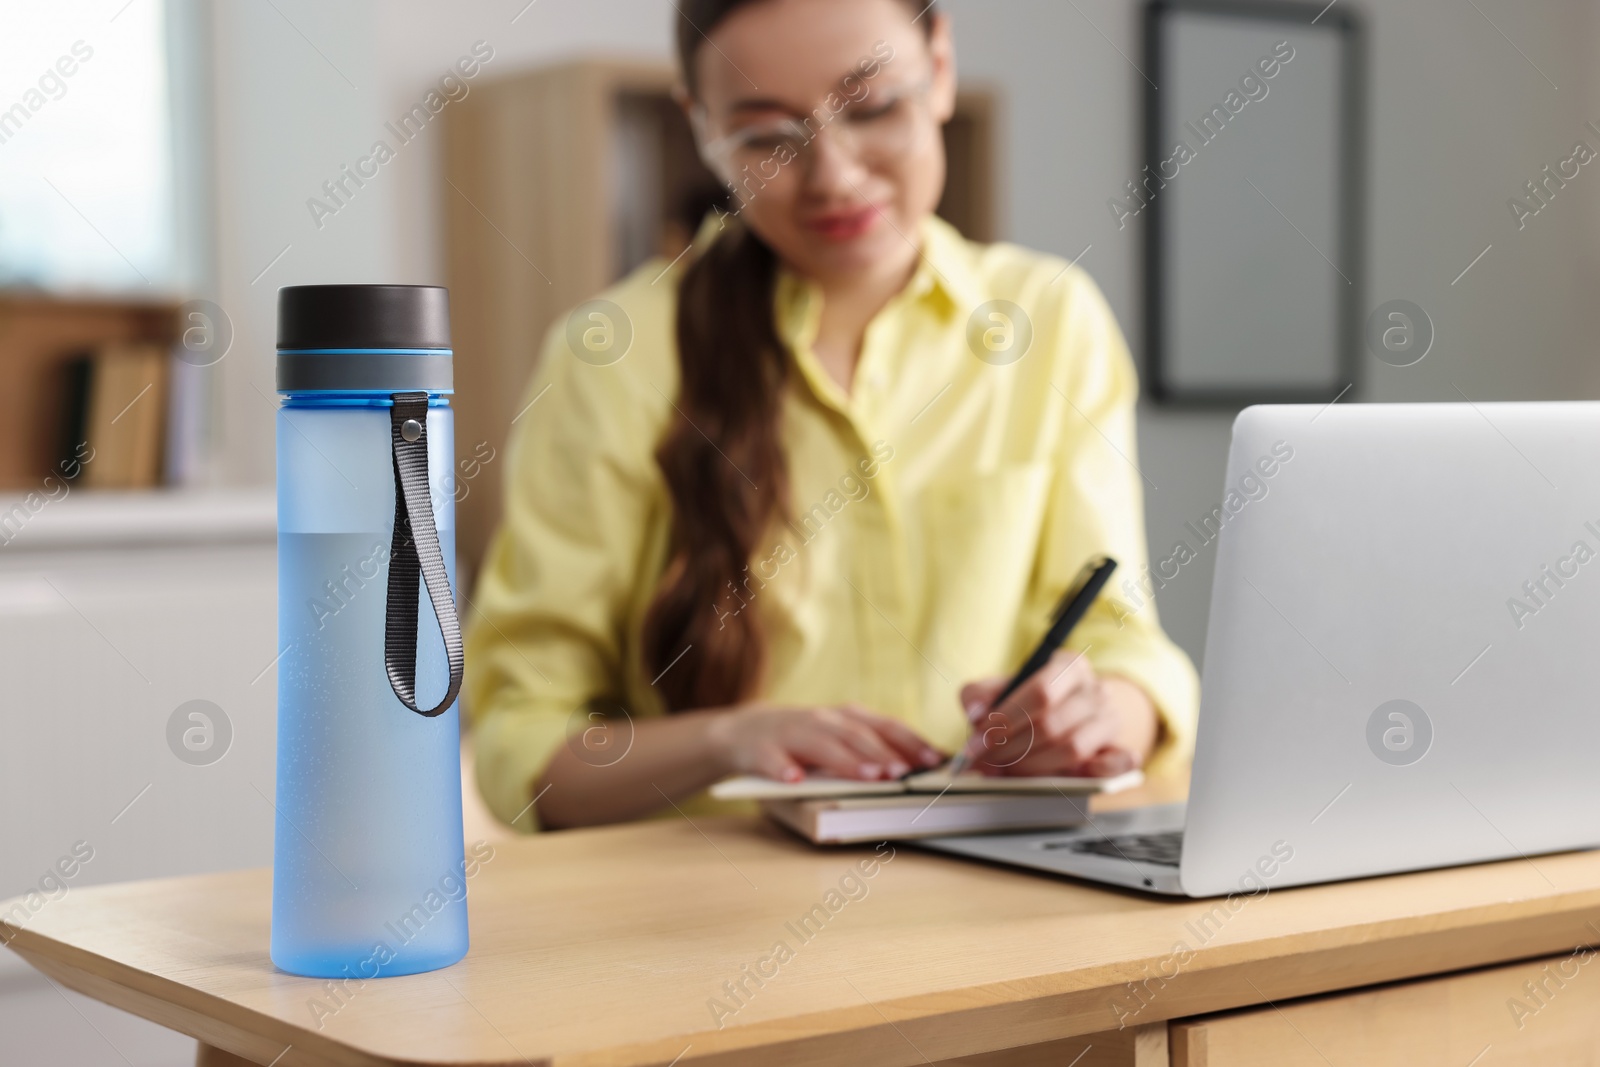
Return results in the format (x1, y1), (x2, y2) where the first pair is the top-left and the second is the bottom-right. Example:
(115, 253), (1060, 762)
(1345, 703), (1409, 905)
(707, 703), (946, 783)
(957, 652), (1160, 777)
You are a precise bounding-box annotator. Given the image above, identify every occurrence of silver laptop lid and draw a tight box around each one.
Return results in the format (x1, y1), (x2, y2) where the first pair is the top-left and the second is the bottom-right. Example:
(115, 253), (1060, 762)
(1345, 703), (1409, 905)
(1181, 402), (1600, 896)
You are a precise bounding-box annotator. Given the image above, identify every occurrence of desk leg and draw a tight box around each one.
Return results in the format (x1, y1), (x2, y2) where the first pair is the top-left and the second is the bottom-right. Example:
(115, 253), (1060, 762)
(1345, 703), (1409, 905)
(195, 1043), (264, 1067)
(929, 1023), (1167, 1066)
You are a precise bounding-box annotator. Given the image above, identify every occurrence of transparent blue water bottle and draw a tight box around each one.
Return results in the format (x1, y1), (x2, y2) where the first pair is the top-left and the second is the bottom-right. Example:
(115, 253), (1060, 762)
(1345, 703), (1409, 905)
(271, 285), (469, 978)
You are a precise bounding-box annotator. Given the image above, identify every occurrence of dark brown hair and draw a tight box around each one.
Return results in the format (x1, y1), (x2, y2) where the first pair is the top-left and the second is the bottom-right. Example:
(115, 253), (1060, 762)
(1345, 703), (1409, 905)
(644, 0), (934, 712)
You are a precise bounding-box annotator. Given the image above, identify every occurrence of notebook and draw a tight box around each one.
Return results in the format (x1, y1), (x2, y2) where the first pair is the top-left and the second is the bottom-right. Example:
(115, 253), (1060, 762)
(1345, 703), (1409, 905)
(711, 769), (1142, 844)
(710, 768), (1143, 800)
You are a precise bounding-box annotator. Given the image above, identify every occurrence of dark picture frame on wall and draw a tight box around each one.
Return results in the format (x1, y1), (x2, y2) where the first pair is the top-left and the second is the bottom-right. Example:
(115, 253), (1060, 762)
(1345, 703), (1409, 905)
(1142, 0), (1365, 407)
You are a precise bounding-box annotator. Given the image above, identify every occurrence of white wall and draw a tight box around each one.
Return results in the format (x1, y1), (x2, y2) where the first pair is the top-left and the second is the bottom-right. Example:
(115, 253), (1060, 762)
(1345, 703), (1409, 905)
(942, 0), (1600, 656)
(207, 0), (675, 487)
(207, 0), (1600, 664)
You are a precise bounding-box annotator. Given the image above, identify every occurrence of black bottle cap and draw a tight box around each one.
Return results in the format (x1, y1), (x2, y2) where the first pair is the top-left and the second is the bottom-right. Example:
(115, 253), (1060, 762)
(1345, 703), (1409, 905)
(276, 285), (453, 393)
(277, 285), (451, 351)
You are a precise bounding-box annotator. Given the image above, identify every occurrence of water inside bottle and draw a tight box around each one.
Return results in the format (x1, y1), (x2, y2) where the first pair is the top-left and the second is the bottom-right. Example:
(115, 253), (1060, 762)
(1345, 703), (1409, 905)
(271, 530), (469, 978)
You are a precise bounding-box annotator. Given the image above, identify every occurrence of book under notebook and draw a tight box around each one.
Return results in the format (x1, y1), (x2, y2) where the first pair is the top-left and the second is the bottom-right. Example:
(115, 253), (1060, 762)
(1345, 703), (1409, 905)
(711, 769), (1143, 844)
(759, 791), (1100, 844)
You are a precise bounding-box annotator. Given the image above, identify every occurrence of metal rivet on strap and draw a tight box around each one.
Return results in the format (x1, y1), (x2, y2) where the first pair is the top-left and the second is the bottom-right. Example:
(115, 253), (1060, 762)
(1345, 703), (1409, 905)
(401, 418), (422, 442)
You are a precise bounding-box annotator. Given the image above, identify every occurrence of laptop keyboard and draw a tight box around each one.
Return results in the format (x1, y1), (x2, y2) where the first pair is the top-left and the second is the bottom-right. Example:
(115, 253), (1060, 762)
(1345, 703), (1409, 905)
(1044, 829), (1184, 866)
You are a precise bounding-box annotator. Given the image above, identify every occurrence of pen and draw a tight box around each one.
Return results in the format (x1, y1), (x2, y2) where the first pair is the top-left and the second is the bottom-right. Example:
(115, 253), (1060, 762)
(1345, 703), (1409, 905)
(944, 555), (1118, 777)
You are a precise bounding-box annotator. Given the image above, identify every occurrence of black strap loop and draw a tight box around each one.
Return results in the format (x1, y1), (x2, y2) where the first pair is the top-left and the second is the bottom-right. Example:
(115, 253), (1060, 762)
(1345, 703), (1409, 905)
(384, 392), (464, 717)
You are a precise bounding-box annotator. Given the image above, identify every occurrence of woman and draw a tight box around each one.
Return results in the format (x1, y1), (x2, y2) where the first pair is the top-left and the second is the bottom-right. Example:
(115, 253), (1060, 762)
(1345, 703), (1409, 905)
(465, 0), (1198, 831)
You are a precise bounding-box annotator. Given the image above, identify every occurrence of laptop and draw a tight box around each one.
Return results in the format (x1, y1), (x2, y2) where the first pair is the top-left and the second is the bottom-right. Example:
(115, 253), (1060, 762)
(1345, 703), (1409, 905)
(919, 402), (1600, 896)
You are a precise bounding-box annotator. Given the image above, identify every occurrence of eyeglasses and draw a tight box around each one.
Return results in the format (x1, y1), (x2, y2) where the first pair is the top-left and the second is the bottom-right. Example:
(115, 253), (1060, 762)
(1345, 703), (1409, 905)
(693, 77), (933, 178)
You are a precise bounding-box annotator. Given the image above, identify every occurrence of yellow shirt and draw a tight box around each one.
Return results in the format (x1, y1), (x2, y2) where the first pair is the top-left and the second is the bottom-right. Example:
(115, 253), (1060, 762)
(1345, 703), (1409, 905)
(466, 214), (1198, 831)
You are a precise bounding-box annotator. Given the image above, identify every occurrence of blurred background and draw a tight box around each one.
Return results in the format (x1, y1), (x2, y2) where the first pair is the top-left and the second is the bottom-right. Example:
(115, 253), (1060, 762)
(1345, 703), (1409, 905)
(2, 0), (1598, 1062)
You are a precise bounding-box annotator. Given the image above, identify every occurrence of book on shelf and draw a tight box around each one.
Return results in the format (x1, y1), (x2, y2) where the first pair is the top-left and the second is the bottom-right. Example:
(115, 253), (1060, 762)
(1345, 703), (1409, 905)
(59, 342), (170, 489)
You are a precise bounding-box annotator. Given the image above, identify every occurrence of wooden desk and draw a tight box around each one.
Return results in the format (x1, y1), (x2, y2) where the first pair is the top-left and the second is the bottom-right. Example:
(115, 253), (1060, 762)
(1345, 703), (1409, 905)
(5, 778), (1600, 1067)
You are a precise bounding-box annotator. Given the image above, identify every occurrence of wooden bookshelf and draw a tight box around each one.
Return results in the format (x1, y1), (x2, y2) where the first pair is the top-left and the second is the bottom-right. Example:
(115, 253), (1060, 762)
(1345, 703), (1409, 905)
(0, 295), (179, 489)
(442, 57), (1001, 574)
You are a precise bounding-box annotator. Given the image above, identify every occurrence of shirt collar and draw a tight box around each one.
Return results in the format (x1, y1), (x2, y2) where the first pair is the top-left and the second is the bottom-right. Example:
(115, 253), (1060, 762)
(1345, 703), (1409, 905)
(903, 213), (986, 319)
(683, 212), (986, 352)
(772, 213), (985, 342)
